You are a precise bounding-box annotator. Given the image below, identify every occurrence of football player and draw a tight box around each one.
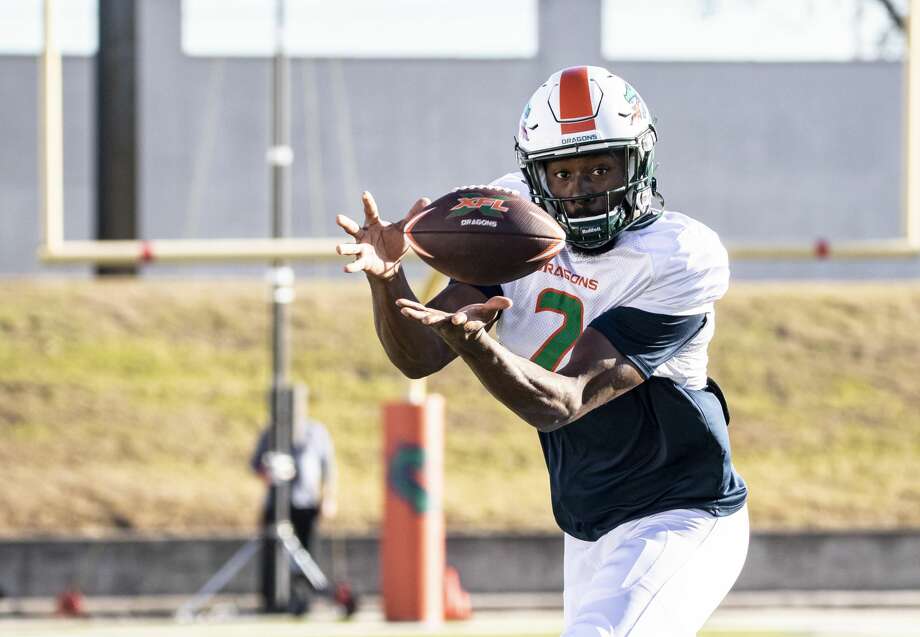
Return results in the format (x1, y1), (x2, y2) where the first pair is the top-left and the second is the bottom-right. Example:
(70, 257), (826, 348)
(336, 66), (748, 636)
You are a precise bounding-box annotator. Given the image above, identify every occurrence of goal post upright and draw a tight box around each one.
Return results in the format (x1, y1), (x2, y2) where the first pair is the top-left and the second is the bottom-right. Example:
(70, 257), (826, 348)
(716, 1), (920, 265)
(905, 0), (920, 248)
(39, 0), (63, 250)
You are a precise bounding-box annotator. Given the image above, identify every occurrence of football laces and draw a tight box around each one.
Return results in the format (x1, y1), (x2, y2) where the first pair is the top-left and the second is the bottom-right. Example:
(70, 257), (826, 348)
(451, 185), (518, 196)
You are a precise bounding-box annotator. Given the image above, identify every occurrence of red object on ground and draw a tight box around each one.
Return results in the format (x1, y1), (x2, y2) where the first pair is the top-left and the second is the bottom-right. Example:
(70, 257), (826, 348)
(443, 564), (473, 621)
(334, 582), (358, 618)
(56, 589), (85, 616)
(814, 238), (831, 259)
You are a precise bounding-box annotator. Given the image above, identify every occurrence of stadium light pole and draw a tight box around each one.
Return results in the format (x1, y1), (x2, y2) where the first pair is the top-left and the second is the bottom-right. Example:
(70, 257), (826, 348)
(265, 0), (295, 613)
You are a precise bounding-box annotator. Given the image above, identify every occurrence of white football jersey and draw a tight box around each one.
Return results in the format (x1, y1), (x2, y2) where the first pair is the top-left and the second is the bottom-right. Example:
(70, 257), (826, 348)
(488, 173), (729, 390)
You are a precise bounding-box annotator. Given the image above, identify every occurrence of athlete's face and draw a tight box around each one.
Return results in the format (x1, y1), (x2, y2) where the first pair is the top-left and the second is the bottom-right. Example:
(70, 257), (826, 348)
(543, 152), (626, 218)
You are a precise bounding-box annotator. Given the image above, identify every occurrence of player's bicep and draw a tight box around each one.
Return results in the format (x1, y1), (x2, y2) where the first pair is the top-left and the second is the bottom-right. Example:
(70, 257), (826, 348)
(557, 307), (709, 416)
(589, 306), (708, 378)
(557, 328), (645, 412)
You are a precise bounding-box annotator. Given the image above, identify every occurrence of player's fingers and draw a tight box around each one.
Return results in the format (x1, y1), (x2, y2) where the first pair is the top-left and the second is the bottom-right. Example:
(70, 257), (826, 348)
(336, 214), (362, 237)
(396, 298), (453, 327)
(464, 320), (486, 333)
(400, 308), (447, 327)
(422, 313), (449, 326)
(336, 243), (363, 256)
(451, 312), (468, 326)
(343, 258), (368, 273)
(485, 295), (514, 311)
(395, 197), (430, 231)
(362, 191), (380, 225)
(340, 242), (371, 269)
(395, 298), (427, 311)
(408, 196), (432, 217)
(399, 306), (432, 321)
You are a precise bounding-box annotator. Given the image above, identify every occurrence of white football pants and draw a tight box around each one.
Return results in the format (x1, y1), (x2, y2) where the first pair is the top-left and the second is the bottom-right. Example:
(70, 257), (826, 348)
(562, 504), (749, 637)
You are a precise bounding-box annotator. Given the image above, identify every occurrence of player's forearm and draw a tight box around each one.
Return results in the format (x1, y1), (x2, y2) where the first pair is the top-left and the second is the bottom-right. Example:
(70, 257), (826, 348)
(448, 332), (585, 432)
(368, 272), (454, 378)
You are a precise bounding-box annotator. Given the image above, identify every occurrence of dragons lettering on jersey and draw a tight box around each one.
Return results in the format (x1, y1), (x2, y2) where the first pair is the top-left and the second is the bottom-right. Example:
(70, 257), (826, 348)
(541, 261), (599, 291)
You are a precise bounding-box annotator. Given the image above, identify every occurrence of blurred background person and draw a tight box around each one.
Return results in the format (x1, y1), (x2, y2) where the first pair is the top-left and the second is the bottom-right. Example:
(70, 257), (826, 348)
(250, 387), (337, 614)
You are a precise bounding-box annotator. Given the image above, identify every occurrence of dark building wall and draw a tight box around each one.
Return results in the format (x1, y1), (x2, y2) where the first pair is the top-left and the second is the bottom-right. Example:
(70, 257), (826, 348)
(3, 531), (920, 597)
(1, 0), (915, 277)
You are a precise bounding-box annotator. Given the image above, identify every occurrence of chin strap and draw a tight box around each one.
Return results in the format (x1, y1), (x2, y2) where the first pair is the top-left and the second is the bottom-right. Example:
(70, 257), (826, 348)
(628, 209), (662, 232)
(652, 178), (665, 208)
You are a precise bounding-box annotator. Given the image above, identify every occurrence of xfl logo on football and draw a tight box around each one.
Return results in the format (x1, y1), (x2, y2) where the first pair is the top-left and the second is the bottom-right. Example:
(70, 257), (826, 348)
(448, 194), (510, 218)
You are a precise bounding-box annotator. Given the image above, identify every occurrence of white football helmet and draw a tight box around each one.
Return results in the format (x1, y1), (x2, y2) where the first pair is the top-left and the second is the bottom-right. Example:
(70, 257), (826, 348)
(515, 66), (660, 250)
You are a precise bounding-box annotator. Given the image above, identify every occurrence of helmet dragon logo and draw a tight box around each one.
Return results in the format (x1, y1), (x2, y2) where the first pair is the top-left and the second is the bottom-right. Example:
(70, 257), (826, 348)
(622, 83), (648, 125)
(520, 103), (533, 141)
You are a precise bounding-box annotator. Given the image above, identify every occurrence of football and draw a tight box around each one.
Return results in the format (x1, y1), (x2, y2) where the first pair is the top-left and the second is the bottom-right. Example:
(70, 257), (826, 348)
(404, 186), (566, 286)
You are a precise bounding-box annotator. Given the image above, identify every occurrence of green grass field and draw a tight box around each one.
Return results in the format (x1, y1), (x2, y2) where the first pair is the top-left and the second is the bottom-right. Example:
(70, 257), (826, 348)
(1, 279), (919, 535)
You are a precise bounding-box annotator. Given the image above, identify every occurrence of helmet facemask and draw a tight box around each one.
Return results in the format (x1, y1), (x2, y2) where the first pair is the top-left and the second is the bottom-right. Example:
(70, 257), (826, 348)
(517, 129), (659, 251)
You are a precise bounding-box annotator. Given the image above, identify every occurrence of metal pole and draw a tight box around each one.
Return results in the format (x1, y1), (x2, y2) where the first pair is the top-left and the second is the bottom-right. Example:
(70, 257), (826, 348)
(265, 0), (295, 613)
(905, 0), (919, 246)
(175, 538), (261, 621)
(95, 0), (139, 276)
(39, 0), (63, 250)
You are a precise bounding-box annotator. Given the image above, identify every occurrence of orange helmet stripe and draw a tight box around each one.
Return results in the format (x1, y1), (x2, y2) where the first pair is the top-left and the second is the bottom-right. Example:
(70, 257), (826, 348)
(559, 67), (596, 134)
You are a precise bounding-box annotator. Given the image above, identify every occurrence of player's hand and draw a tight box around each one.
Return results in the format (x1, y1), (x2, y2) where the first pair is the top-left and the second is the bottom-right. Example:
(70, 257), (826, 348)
(336, 192), (430, 281)
(395, 296), (513, 345)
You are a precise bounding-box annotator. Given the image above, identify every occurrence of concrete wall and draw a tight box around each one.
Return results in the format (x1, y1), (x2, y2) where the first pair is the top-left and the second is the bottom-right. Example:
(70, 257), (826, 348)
(2, 531), (919, 598)
(1, 0), (918, 278)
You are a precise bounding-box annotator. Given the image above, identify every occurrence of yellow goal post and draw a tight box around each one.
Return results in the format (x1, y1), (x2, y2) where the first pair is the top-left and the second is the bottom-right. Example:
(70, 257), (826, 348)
(38, 0), (919, 266)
